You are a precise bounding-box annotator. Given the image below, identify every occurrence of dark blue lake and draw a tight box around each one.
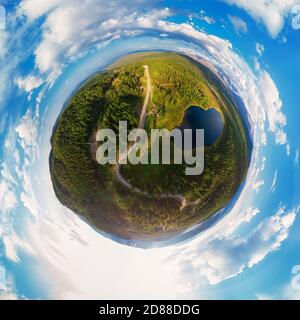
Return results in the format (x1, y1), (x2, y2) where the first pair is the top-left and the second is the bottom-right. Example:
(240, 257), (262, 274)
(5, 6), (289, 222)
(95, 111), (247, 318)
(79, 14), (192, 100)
(180, 106), (224, 147)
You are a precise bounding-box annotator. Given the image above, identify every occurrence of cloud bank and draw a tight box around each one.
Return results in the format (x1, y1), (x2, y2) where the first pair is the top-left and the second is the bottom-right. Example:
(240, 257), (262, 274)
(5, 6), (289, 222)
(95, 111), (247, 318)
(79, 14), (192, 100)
(0, 0), (295, 299)
(222, 0), (296, 37)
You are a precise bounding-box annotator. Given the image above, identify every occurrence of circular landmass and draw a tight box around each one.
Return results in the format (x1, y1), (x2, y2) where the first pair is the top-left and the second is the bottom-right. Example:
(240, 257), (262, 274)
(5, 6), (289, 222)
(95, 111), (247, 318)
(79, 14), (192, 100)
(50, 52), (250, 242)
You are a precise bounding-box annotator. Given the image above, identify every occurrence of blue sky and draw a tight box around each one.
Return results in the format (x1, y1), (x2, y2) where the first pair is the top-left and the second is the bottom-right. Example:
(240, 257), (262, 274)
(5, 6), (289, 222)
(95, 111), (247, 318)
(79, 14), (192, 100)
(0, 0), (300, 299)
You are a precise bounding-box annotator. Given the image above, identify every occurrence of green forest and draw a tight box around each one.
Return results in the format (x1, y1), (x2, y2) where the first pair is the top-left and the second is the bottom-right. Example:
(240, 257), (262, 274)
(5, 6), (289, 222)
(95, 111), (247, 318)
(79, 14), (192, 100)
(50, 52), (249, 241)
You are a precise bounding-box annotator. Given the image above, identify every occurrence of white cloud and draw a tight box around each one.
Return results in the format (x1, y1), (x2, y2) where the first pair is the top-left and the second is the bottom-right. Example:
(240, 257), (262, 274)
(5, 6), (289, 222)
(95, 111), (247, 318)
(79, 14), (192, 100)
(256, 293), (274, 300)
(279, 35), (288, 43)
(294, 148), (299, 165)
(281, 281), (300, 299)
(3, 236), (22, 263)
(18, 165), (40, 218)
(270, 170), (278, 192)
(0, 180), (16, 214)
(0, 31), (8, 59)
(2, 232), (35, 263)
(0, 164), (17, 214)
(173, 205), (298, 285)
(253, 57), (261, 71)
(199, 10), (215, 24)
(23, 204), (181, 299)
(14, 109), (41, 217)
(0, 265), (18, 300)
(286, 143), (291, 156)
(256, 42), (265, 56)
(15, 108), (39, 160)
(17, 0), (168, 76)
(259, 71), (287, 145)
(222, 0), (295, 37)
(252, 179), (265, 191)
(228, 15), (248, 34)
(20, 191), (39, 217)
(0, 292), (18, 300)
(0, 32), (9, 105)
(15, 75), (43, 93)
(17, 0), (72, 21)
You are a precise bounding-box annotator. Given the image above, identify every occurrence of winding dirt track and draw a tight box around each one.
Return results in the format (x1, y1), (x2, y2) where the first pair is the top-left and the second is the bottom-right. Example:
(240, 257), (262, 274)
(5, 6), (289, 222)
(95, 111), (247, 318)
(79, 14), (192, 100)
(138, 65), (151, 130)
(114, 65), (187, 209)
